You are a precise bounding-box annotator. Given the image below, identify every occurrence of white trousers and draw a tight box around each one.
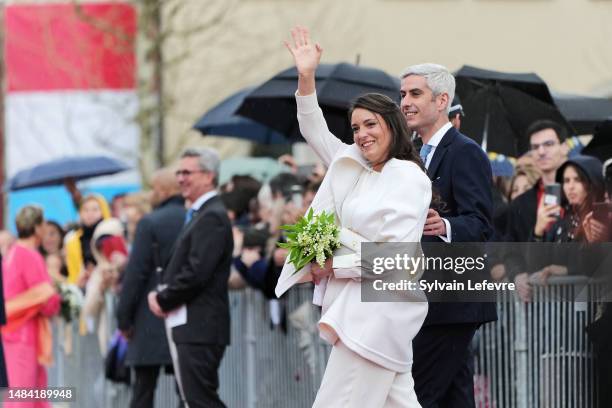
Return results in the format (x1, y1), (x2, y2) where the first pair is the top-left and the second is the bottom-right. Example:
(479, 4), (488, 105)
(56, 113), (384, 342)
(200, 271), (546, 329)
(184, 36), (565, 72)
(313, 341), (421, 408)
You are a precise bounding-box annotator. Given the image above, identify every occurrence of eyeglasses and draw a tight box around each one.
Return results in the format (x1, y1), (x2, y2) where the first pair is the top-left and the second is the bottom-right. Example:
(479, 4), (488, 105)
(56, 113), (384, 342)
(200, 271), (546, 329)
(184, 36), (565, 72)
(530, 140), (559, 152)
(175, 169), (206, 177)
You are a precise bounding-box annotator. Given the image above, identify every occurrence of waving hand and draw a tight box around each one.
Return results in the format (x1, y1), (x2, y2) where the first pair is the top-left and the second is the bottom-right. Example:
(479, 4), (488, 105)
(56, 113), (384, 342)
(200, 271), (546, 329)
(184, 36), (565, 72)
(284, 26), (322, 96)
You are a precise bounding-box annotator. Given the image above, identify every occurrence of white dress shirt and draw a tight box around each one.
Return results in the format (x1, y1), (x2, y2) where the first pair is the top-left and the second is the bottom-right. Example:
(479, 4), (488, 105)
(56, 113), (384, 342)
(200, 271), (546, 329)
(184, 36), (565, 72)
(190, 190), (218, 212)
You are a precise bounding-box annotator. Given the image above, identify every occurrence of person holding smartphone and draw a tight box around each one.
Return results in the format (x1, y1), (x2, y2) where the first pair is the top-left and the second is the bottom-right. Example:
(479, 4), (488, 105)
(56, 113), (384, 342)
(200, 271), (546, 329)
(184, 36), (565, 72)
(528, 155), (605, 285)
(533, 155), (604, 242)
(583, 157), (612, 408)
(582, 158), (612, 243)
(502, 120), (568, 301)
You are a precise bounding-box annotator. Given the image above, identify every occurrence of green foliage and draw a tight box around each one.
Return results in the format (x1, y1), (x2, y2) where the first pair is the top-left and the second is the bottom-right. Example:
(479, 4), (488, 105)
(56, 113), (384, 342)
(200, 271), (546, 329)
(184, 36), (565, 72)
(277, 209), (341, 274)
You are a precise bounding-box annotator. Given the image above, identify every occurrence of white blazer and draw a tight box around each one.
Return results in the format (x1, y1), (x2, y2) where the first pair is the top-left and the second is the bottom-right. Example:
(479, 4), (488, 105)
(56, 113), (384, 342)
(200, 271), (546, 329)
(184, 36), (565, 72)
(275, 92), (431, 372)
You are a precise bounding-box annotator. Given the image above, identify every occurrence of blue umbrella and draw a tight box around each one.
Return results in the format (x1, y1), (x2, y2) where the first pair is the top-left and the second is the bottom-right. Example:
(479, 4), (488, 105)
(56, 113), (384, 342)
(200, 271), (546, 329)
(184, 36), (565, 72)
(194, 87), (290, 144)
(8, 155), (131, 191)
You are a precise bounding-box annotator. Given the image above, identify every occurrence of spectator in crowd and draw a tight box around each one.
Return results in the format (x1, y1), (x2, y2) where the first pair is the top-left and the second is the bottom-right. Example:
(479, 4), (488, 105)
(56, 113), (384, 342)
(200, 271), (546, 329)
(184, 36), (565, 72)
(489, 154), (515, 241)
(0, 247), (8, 388)
(39, 221), (65, 258)
(117, 167), (185, 408)
(507, 120), (569, 241)
(148, 147), (233, 408)
(503, 120), (568, 293)
(278, 154), (326, 185)
(0, 228), (16, 385)
(111, 193), (127, 220)
(39, 221), (67, 282)
(517, 155), (605, 301)
(80, 218), (128, 353)
(582, 157), (612, 243)
(222, 175), (262, 198)
(303, 180), (322, 211)
(1, 206), (60, 408)
(122, 192), (153, 249)
(584, 158), (612, 407)
(232, 226), (270, 290)
(508, 164), (540, 202)
(533, 155), (604, 243)
(0, 230), (16, 257)
(448, 95), (464, 130)
(65, 194), (111, 286)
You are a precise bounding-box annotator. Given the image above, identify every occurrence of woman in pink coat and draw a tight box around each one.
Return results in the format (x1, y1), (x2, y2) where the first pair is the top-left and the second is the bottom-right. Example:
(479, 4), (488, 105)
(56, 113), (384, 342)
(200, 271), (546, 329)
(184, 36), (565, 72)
(2, 205), (60, 408)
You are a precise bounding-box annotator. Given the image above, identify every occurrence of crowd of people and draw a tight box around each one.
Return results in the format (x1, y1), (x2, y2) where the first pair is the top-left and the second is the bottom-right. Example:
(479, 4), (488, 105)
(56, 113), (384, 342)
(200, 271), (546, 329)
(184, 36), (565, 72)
(0, 25), (610, 408)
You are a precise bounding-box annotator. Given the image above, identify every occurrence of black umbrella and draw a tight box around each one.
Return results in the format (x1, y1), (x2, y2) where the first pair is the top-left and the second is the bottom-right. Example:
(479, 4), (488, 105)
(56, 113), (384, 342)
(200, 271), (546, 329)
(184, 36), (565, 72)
(582, 119), (612, 163)
(193, 87), (291, 144)
(8, 155), (131, 191)
(455, 65), (574, 157)
(237, 63), (400, 144)
(553, 93), (612, 135)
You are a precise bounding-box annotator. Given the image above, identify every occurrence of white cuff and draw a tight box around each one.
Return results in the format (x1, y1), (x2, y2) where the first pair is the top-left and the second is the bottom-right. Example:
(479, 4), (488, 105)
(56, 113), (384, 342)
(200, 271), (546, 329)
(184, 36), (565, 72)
(295, 90), (319, 114)
(438, 218), (452, 243)
(333, 253), (361, 269)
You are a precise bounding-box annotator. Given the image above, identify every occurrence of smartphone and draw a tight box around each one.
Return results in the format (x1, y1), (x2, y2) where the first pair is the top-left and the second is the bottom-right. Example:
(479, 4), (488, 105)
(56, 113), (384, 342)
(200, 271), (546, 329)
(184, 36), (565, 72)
(291, 193), (303, 208)
(592, 202), (612, 223)
(544, 183), (561, 206)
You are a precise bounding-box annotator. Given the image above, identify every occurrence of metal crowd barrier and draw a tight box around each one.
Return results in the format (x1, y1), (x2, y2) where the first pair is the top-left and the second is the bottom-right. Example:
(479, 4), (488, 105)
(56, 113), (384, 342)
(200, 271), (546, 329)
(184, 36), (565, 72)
(474, 276), (599, 408)
(47, 286), (329, 407)
(46, 278), (599, 407)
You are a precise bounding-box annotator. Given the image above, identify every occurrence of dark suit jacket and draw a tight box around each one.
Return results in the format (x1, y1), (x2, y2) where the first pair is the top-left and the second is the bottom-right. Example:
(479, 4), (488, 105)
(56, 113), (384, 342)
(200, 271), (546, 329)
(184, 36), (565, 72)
(498, 182), (540, 279)
(505, 182), (539, 243)
(157, 195), (233, 345)
(422, 126), (497, 326)
(117, 195), (185, 366)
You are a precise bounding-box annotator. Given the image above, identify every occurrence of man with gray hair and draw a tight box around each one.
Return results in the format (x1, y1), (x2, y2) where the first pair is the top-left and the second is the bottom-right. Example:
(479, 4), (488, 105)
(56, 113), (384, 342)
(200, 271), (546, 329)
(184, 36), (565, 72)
(400, 64), (496, 407)
(148, 147), (233, 408)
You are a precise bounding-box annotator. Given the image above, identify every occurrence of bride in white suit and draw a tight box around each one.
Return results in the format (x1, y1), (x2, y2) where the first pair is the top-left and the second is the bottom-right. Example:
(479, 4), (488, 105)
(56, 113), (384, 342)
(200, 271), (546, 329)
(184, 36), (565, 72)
(275, 27), (431, 407)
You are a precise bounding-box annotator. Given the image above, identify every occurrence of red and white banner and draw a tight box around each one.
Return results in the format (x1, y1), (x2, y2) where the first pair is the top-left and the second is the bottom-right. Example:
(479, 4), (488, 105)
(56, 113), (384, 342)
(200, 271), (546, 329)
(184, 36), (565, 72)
(4, 2), (139, 186)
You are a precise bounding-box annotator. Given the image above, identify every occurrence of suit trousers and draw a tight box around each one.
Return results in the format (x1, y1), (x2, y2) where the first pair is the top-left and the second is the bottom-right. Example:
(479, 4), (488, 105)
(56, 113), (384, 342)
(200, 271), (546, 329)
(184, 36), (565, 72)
(130, 366), (162, 408)
(312, 341), (421, 408)
(175, 343), (226, 408)
(412, 323), (479, 408)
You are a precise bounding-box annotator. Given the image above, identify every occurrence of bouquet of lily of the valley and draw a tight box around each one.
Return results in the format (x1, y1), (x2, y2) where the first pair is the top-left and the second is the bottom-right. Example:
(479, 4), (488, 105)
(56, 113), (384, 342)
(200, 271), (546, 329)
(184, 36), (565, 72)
(57, 282), (84, 323)
(278, 209), (341, 274)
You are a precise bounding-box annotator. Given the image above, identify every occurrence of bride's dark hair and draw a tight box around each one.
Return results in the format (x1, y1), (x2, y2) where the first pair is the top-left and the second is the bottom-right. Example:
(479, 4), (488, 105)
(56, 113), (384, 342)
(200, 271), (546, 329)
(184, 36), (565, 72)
(348, 93), (424, 172)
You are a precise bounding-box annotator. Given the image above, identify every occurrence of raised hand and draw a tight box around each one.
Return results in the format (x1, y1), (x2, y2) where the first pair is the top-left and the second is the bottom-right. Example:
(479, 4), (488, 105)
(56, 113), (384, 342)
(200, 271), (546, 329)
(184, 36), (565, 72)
(534, 203), (560, 237)
(284, 26), (322, 96)
(284, 26), (323, 76)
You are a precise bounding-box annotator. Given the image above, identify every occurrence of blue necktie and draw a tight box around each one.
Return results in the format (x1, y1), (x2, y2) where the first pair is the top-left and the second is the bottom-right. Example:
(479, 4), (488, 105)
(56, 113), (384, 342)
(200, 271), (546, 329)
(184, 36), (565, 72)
(184, 208), (195, 225)
(420, 144), (433, 164)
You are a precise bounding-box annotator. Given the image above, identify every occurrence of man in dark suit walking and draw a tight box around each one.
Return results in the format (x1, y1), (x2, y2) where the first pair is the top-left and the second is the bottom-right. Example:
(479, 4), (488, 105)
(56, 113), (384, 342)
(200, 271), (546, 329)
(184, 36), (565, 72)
(117, 167), (185, 408)
(148, 147), (233, 408)
(400, 63), (496, 407)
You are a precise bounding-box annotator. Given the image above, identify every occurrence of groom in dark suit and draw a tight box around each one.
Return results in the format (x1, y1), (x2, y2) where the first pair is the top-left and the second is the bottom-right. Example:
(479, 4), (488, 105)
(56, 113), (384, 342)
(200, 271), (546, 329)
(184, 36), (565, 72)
(400, 64), (496, 407)
(148, 147), (233, 408)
